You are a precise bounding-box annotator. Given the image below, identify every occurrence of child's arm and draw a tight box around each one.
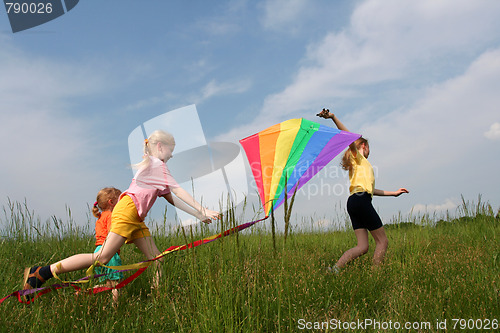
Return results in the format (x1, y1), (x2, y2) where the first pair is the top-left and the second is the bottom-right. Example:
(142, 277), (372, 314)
(373, 188), (409, 197)
(317, 108), (356, 151)
(164, 187), (220, 223)
(163, 192), (208, 222)
(317, 109), (350, 132)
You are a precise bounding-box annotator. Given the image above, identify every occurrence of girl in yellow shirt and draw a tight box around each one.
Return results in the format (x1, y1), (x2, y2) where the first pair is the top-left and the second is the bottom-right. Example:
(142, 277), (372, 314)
(318, 108), (408, 271)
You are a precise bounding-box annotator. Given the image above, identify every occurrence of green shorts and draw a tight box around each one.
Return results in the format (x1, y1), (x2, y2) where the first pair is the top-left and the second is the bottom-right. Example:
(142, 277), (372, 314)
(93, 245), (124, 282)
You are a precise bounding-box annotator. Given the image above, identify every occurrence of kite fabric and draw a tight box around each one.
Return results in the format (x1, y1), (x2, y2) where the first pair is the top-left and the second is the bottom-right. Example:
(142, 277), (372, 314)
(0, 216), (267, 305)
(239, 118), (361, 216)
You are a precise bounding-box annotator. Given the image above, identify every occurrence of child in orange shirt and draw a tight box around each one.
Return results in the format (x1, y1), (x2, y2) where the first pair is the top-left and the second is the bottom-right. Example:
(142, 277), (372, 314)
(92, 187), (124, 302)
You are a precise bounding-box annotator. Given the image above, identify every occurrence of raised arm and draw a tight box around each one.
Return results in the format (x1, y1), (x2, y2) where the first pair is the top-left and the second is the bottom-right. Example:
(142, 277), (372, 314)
(317, 108), (356, 151)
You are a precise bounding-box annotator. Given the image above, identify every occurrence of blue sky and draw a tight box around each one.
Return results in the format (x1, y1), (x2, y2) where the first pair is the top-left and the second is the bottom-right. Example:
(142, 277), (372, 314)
(1, 0), (500, 231)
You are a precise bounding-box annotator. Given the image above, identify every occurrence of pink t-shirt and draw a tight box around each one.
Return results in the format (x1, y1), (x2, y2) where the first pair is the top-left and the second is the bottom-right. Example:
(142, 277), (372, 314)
(121, 156), (179, 220)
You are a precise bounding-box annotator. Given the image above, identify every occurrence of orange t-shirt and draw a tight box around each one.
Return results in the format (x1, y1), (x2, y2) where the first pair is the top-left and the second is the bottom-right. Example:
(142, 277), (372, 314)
(95, 210), (112, 246)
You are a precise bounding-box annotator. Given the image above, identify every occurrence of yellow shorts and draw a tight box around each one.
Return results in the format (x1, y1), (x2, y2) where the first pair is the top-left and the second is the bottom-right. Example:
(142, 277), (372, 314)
(110, 195), (151, 244)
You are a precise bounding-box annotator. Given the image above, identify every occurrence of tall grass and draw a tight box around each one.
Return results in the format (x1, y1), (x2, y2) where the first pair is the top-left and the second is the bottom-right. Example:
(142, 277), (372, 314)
(1, 198), (91, 241)
(0, 197), (498, 332)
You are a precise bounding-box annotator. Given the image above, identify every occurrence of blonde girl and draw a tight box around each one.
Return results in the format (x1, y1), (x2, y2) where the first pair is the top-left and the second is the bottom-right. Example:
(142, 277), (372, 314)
(92, 187), (123, 302)
(23, 130), (220, 293)
(317, 109), (408, 271)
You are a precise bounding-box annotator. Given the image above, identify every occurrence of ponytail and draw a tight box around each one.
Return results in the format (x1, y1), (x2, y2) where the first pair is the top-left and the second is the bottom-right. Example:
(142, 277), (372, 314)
(92, 187), (122, 218)
(92, 201), (101, 218)
(132, 138), (153, 170)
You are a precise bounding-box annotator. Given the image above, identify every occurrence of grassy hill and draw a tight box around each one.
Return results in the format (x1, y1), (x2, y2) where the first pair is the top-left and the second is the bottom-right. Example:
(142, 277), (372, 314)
(0, 199), (498, 332)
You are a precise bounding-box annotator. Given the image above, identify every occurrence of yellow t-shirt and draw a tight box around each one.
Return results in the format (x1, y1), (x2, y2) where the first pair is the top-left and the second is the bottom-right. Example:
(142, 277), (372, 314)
(348, 148), (375, 196)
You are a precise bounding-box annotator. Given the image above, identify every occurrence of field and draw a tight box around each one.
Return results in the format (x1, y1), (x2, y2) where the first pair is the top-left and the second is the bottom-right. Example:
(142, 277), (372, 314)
(0, 198), (498, 332)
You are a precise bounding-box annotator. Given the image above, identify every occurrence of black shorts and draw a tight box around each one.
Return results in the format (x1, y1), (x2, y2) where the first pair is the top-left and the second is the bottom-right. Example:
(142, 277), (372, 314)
(347, 192), (383, 231)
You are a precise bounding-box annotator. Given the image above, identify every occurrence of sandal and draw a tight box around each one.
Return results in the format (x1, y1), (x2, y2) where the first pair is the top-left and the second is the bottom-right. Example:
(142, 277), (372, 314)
(23, 266), (46, 290)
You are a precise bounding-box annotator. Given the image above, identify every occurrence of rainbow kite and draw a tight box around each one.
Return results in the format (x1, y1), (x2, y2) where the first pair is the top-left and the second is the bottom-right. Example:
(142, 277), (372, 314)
(239, 118), (361, 216)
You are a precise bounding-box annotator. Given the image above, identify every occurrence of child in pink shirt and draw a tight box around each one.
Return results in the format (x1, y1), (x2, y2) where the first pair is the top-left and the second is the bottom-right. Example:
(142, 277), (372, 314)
(23, 130), (220, 296)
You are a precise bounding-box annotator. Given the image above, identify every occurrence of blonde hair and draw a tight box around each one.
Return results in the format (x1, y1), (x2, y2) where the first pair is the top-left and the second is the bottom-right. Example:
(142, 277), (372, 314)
(341, 137), (369, 171)
(92, 187), (122, 218)
(133, 130), (175, 170)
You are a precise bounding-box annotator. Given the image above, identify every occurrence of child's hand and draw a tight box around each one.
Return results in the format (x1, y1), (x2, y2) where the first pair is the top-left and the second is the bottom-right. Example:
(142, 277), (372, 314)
(316, 108), (333, 119)
(394, 188), (409, 197)
(198, 208), (221, 224)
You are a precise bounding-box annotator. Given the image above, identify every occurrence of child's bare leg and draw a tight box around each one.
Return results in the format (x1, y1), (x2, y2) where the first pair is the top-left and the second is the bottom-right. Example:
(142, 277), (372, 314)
(49, 253), (95, 274)
(50, 232), (126, 274)
(24, 233), (126, 294)
(370, 227), (388, 266)
(133, 236), (162, 288)
(112, 287), (119, 304)
(105, 280), (119, 304)
(335, 229), (369, 268)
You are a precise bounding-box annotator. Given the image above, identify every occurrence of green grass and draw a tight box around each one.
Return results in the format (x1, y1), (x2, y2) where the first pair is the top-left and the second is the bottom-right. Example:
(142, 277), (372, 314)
(0, 198), (498, 332)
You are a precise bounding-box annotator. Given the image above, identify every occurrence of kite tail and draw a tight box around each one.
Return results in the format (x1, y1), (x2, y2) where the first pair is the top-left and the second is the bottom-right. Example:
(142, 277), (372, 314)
(0, 215), (269, 306)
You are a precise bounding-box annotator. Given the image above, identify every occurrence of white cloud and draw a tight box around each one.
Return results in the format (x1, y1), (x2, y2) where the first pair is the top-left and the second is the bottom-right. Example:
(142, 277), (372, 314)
(202, 20), (241, 36)
(126, 78), (252, 113)
(259, 0), (312, 32)
(201, 79), (252, 100)
(484, 122), (500, 140)
(355, 49), (500, 222)
(218, 0), (500, 143)
(218, 0), (500, 222)
(350, 0), (500, 53)
(411, 198), (460, 214)
(262, 0), (500, 115)
(125, 92), (176, 111)
(365, 49), (500, 165)
(0, 39), (110, 224)
(194, 0), (246, 37)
